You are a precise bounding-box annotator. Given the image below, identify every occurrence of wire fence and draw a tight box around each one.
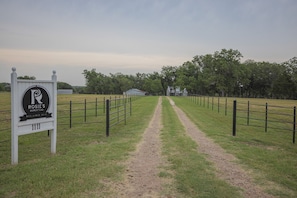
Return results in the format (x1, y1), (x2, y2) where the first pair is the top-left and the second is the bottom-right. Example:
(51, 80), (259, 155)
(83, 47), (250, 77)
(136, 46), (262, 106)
(188, 95), (296, 143)
(0, 95), (134, 144)
(233, 100), (296, 143)
(0, 109), (10, 144)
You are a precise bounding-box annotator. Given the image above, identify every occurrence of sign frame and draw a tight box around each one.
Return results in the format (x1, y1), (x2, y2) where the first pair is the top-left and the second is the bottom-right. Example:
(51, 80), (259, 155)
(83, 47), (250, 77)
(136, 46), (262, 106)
(11, 67), (57, 164)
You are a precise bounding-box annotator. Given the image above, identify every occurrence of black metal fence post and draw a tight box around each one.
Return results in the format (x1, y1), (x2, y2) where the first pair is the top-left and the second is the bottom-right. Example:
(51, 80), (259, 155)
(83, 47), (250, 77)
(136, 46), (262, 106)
(117, 99), (119, 122)
(225, 98), (227, 116)
(95, 98), (98, 117)
(293, 106), (296, 144)
(130, 97), (132, 116)
(265, 103), (268, 132)
(106, 99), (110, 137)
(232, 100), (237, 136)
(124, 98), (127, 125)
(70, 100), (72, 128)
(247, 101), (250, 126)
(84, 99), (87, 122)
(218, 97), (220, 113)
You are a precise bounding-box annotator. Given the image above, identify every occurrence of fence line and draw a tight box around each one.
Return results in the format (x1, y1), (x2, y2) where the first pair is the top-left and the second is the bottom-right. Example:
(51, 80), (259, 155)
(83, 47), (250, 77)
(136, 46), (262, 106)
(188, 95), (296, 144)
(189, 95), (232, 116)
(0, 109), (10, 143)
(0, 96), (133, 143)
(233, 100), (296, 143)
(106, 97), (132, 137)
(57, 98), (106, 128)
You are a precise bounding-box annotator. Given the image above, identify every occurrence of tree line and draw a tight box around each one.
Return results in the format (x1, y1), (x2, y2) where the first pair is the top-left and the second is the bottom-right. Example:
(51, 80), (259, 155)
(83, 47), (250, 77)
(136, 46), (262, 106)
(0, 76), (73, 92)
(83, 49), (297, 99)
(2, 49), (295, 99)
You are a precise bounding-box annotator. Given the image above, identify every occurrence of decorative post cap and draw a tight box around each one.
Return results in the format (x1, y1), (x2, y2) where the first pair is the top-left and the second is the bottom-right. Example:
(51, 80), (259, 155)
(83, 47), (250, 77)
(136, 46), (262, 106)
(12, 67), (16, 72)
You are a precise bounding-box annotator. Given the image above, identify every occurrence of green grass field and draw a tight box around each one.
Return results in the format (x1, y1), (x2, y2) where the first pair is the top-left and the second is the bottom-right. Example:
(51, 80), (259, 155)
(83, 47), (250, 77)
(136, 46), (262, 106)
(0, 93), (157, 197)
(0, 92), (297, 197)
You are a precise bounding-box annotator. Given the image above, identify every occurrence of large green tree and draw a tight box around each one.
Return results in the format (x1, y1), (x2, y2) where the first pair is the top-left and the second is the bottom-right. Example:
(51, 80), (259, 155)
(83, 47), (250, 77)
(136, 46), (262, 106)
(175, 61), (200, 94)
(143, 72), (163, 95)
(212, 49), (243, 96)
(193, 54), (214, 95)
(57, 82), (72, 89)
(281, 57), (297, 99)
(82, 51), (297, 99)
(160, 66), (177, 95)
(83, 69), (109, 94)
(17, 75), (36, 80)
(110, 73), (133, 94)
(191, 49), (243, 96)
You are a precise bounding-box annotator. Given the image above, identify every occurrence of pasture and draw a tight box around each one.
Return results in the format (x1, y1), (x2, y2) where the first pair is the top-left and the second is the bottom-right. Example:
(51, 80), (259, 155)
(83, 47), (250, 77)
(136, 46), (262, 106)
(0, 92), (297, 197)
(0, 92), (158, 197)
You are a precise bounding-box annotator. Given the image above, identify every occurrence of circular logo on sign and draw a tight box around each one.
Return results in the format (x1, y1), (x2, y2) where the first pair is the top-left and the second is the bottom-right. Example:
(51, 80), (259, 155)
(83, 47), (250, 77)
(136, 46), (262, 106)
(20, 85), (51, 121)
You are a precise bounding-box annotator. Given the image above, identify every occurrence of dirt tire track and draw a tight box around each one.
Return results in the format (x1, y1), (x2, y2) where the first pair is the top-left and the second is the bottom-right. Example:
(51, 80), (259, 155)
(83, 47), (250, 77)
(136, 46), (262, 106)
(167, 97), (274, 198)
(113, 97), (170, 197)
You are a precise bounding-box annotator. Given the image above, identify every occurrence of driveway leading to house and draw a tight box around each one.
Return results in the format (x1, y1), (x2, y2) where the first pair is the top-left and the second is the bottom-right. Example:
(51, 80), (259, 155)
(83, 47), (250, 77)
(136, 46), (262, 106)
(112, 96), (274, 197)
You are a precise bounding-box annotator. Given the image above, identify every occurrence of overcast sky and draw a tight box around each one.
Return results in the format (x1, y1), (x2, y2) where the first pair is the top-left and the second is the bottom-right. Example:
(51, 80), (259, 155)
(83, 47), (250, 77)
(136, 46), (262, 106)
(1, 0), (296, 86)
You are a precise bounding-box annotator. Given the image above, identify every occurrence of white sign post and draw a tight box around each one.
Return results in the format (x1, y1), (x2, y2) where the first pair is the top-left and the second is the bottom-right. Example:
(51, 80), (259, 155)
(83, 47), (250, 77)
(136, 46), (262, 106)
(11, 68), (57, 164)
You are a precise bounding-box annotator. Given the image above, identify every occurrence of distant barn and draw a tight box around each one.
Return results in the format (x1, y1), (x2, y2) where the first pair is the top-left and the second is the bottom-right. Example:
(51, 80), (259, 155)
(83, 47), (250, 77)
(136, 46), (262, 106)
(124, 88), (146, 96)
(57, 89), (73, 95)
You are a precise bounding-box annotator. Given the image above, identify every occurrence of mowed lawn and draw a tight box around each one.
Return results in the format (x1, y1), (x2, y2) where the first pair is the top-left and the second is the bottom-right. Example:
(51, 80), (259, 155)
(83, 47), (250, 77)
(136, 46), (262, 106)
(0, 92), (297, 197)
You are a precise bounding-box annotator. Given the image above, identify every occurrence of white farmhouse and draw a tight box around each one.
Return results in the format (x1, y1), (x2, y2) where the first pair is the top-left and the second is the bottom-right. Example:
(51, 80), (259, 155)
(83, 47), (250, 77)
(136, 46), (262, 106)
(166, 86), (188, 96)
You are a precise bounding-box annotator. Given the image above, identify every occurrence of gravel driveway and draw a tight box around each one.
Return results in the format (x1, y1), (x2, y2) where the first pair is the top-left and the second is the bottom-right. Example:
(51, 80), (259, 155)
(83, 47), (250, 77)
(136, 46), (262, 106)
(112, 97), (274, 198)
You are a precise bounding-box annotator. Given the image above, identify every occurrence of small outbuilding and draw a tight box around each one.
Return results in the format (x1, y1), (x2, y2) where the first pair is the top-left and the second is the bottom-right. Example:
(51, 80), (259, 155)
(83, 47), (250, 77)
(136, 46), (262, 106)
(124, 88), (146, 96)
(57, 89), (73, 95)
